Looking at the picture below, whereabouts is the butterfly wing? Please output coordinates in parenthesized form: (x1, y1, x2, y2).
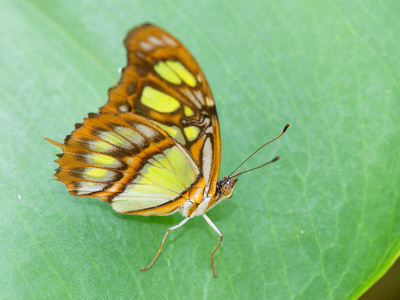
(100, 23, 221, 195)
(46, 113, 207, 216)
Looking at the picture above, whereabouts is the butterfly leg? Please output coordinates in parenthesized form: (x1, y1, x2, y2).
(203, 214, 223, 278)
(141, 216, 191, 272)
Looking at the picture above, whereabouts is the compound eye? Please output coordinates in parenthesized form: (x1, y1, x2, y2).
(221, 184, 232, 196)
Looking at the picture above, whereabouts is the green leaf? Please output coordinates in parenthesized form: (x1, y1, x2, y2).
(1, 0, 399, 299)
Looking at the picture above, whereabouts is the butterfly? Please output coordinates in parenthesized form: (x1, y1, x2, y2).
(46, 23, 289, 277)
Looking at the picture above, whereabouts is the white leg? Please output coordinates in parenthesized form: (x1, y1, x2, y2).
(203, 214, 223, 277)
(141, 217, 191, 272)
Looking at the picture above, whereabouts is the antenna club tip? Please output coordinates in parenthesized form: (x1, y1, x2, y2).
(272, 156, 280, 162)
(283, 124, 290, 132)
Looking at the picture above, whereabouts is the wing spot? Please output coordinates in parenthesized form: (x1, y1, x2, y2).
(135, 51, 146, 60)
(193, 90, 205, 104)
(83, 168, 115, 181)
(135, 123, 161, 141)
(184, 126, 200, 141)
(118, 103, 130, 112)
(74, 182, 107, 195)
(165, 61, 197, 87)
(148, 36, 164, 46)
(100, 131, 132, 150)
(154, 61, 182, 85)
(205, 96, 214, 107)
(141, 86, 180, 113)
(181, 89, 202, 109)
(202, 138, 213, 182)
(184, 106, 194, 117)
(89, 140, 115, 153)
(115, 126, 147, 148)
(161, 34, 178, 47)
(153, 121, 185, 144)
(139, 41, 154, 51)
(89, 153, 120, 168)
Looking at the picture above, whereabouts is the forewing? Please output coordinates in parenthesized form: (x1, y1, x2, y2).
(99, 23, 221, 194)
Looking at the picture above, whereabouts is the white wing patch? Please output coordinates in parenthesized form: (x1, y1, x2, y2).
(202, 137, 213, 183)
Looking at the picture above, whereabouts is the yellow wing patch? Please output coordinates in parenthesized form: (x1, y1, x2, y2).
(89, 140, 115, 152)
(141, 86, 180, 113)
(100, 131, 130, 149)
(84, 168, 114, 181)
(154, 60, 197, 88)
(90, 153, 120, 168)
(139, 156, 185, 191)
(184, 106, 194, 117)
(154, 61, 182, 85)
(152, 121, 185, 144)
(184, 126, 200, 141)
(165, 61, 196, 87)
(166, 145, 199, 186)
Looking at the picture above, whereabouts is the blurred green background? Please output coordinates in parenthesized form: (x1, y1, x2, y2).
(1, 0, 399, 299)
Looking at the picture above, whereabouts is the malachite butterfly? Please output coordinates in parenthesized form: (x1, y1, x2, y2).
(46, 23, 289, 277)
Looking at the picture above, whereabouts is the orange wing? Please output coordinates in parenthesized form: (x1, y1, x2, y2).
(99, 23, 221, 194)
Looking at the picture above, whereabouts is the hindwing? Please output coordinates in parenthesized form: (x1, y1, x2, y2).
(46, 113, 207, 216)
(99, 23, 221, 194)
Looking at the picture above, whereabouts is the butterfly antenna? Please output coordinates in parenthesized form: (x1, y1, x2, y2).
(231, 156, 280, 179)
(228, 123, 290, 178)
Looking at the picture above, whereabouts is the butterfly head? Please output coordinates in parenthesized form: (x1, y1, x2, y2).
(216, 176, 238, 200)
